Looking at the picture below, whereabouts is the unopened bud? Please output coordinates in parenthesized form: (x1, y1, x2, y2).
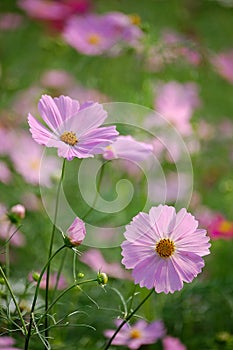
(32, 272, 40, 282)
(8, 204, 25, 224)
(77, 272, 84, 278)
(97, 272, 108, 286)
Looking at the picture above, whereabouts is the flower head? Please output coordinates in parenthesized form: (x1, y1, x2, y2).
(104, 319, 165, 349)
(28, 95, 118, 160)
(155, 81, 200, 136)
(103, 135, 153, 161)
(162, 336, 187, 350)
(65, 217, 86, 247)
(121, 205, 210, 294)
(0, 336, 22, 350)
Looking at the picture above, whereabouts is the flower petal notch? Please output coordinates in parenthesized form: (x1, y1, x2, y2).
(121, 204, 211, 294)
(28, 94, 118, 161)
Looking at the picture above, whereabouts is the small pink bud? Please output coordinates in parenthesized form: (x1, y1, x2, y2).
(10, 204, 26, 219)
(65, 217, 86, 248)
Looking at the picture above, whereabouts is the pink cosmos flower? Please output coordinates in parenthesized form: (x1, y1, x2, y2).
(65, 217, 86, 247)
(28, 95, 118, 160)
(162, 336, 187, 350)
(121, 205, 210, 294)
(201, 211, 233, 240)
(0, 336, 22, 350)
(63, 12, 143, 56)
(104, 319, 165, 349)
(155, 81, 200, 136)
(29, 271, 67, 290)
(18, 0, 91, 30)
(103, 135, 153, 161)
(211, 50, 233, 84)
(0, 203, 25, 247)
(80, 248, 132, 280)
(10, 132, 59, 186)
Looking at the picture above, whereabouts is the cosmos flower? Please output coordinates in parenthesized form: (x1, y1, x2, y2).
(103, 135, 153, 161)
(63, 12, 143, 56)
(0, 336, 22, 350)
(28, 95, 118, 160)
(10, 132, 59, 186)
(65, 217, 86, 247)
(155, 81, 200, 136)
(18, 0, 91, 31)
(121, 205, 210, 294)
(0, 203, 25, 247)
(162, 336, 187, 350)
(104, 319, 165, 349)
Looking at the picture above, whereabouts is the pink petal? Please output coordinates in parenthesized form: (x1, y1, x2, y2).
(72, 102, 108, 137)
(28, 113, 60, 147)
(170, 208, 198, 240)
(171, 252, 204, 283)
(53, 95, 80, 130)
(124, 212, 159, 243)
(154, 258, 183, 294)
(121, 241, 155, 269)
(149, 205, 176, 237)
(38, 94, 64, 133)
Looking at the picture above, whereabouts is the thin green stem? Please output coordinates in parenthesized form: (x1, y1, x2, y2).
(51, 248, 67, 302)
(103, 289, 154, 350)
(82, 161, 105, 220)
(0, 266, 27, 336)
(45, 158, 66, 344)
(40, 279, 97, 324)
(127, 285, 137, 314)
(24, 245, 66, 350)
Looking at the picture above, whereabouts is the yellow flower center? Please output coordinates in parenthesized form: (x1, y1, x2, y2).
(130, 329, 142, 339)
(30, 159, 40, 171)
(60, 131, 78, 146)
(155, 238, 175, 258)
(87, 34, 101, 45)
(129, 14, 141, 26)
(218, 220, 233, 233)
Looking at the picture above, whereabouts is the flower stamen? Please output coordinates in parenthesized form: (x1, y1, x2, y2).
(130, 329, 142, 339)
(155, 238, 175, 258)
(87, 34, 101, 45)
(60, 131, 78, 146)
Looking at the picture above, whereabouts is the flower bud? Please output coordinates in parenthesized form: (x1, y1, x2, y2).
(97, 272, 108, 286)
(8, 204, 25, 224)
(77, 272, 85, 278)
(64, 217, 86, 248)
(31, 272, 40, 282)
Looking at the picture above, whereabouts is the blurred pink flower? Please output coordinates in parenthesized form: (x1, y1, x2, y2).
(80, 248, 132, 280)
(121, 205, 210, 294)
(18, 0, 91, 30)
(10, 204, 26, 219)
(0, 336, 22, 350)
(0, 13, 23, 30)
(103, 135, 153, 161)
(40, 69, 75, 90)
(155, 81, 200, 136)
(104, 319, 165, 349)
(0, 161, 12, 184)
(162, 336, 187, 350)
(63, 12, 143, 56)
(29, 271, 67, 290)
(197, 208, 233, 240)
(211, 50, 233, 84)
(21, 192, 41, 211)
(10, 132, 59, 186)
(65, 217, 86, 247)
(28, 95, 118, 160)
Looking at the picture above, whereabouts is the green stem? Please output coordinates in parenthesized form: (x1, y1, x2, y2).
(51, 248, 67, 302)
(103, 289, 154, 350)
(0, 266, 27, 336)
(45, 158, 66, 344)
(82, 161, 105, 220)
(40, 279, 97, 325)
(24, 245, 66, 350)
